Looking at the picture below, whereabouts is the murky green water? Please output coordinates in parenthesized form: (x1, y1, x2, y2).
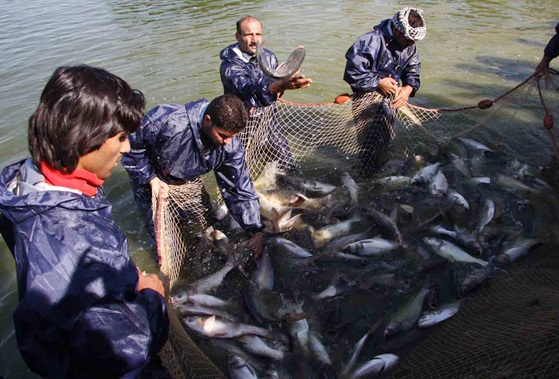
(1, 0, 558, 377)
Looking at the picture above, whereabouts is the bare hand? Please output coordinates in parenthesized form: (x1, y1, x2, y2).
(377, 77, 399, 96)
(391, 85, 413, 108)
(149, 177, 169, 200)
(535, 56, 551, 75)
(137, 269, 165, 298)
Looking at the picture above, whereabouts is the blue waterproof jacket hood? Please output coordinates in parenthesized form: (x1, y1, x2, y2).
(0, 159, 169, 378)
(220, 42, 279, 110)
(344, 18, 421, 95)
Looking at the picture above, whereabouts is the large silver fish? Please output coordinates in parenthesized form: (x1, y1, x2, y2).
(423, 237, 488, 266)
(183, 315, 273, 339)
(184, 252, 245, 294)
(237, 335, 286, 361)
(272, 237, 314, 259)
(362, 207, 403, 245)
(244, 280, 282, 324)
(384, 287, 432, 338)
(314, 273, 356, 300)
(430, 170, 448, 197)
(343, 237, 400, 256)
(311, 215, 364, 248)
(347, 353, 400, 379)
(228, 355, 259, 379)
(308, 331, 332, 365)
(493, 238, 542, 264)
(340, 171, 359, 206)
(411, 162, 441, 185)
(256, 40, 306, 80)
(277, 174, 337, 197)
(418, 301, 461, 328)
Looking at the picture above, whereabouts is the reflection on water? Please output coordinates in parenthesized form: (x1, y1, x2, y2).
(0, 0, 558, 377)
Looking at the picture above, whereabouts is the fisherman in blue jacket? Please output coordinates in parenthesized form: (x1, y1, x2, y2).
(535, 22, 559, 74)
(343, 7, 427, 172)
(122, 94, 263, 244)
(220, 16, 312, 171)
(0, 65, 169, 378)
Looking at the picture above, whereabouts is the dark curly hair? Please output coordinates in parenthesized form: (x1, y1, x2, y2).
(205, 94, 248, 134)
(28, 65, 145, 173)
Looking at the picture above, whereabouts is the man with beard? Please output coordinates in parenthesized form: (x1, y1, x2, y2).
(220, 16, 312, 172)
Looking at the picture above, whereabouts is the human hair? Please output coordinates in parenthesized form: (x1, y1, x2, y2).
(28, 65, 145, 173)
(205, 94, 248, 134)
(236, 15, 261, 34)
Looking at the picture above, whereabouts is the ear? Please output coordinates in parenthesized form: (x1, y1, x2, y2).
(235, 32, 241, 42)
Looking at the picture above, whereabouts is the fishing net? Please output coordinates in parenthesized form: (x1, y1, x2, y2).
(156, 69, 559, 378)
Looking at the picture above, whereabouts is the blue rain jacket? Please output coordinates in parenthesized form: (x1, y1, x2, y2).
(0, 159, 169, 378)
(544, 22, 559, 60)
(122, 99, 262, 233)
(220, 43, 279, 110)
(344, 19, 421, 96)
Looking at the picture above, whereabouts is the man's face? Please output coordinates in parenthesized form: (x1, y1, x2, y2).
(76, 132, 130, 179)
(202, 115, 237, 147)
(236, 18, 263, 56)
(393, 30, 415, 50)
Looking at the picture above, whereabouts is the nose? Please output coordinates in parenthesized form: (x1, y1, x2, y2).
(223, 137, 233, 145)
(121, 138, 131, 154)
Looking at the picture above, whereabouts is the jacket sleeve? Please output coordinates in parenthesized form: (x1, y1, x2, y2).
(214, 141, 263, 232)
(544, 22, 559, 60)
(220, 54, 278, 107)
(14, 253, 169, 378)
(400, 49, 421, 96)
(122, 112, 159, 186)
(343, 35, 382, 93)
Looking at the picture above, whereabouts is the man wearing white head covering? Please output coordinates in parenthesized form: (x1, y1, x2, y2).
(343, 7, 427, 172)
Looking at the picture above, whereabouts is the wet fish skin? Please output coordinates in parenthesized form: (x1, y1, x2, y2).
(273, 237, 314, 258)
(314, 273, 356, 300)
(308, 331, 332, 365)
(493, 238, 542, 264)
(186, 252, 244, 294)
(362, 207, 402, 244)
(228, 355, 259, 379)
(311, 216, 363, 248)
(447, 188, 469, 208)
(384, 287, 432, 338)
(411, 162, 441, 185)
(348, 353, 400, 379)
(183, 315, 273, 339)
(343, 237, 399, 256)
(424, 237, 488, 266)
(237, 335, 286, 361)
(244, 280, 282, 325)
(255, 245, 274, 291)
(418, 301, 461, 328)
(430, 170, 448, 197)
(340, 171, 359, 206)
(372, 175, 412, 192)
(455, 137, 493, 153)
(277, 173, 337, 197)
(476, 198, 495, 236)
(256, 40, 306, 80)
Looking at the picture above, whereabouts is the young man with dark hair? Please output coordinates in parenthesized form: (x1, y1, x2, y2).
(123, 93, 263, 243)
(0, 65, 169, 378)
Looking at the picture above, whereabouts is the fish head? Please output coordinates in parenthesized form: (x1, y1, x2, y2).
(384, 322, 403, 338)
(171, 291, 189, 304)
